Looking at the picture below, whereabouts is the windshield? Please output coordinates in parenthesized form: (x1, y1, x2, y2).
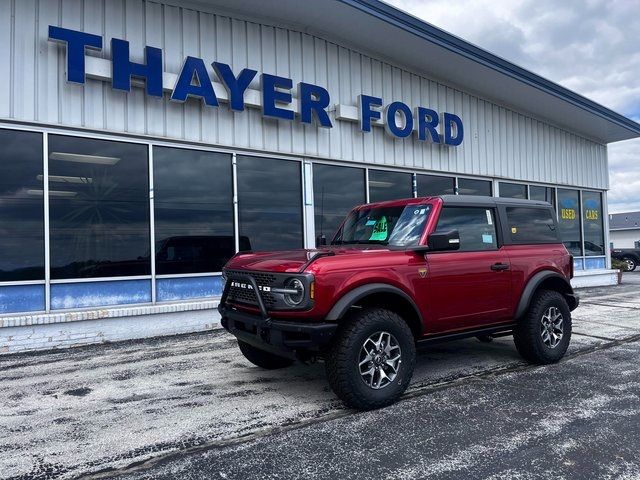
(332, 205, 432, 247)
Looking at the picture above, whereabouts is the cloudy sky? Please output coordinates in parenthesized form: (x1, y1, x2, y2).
(387, 0, 640, 213)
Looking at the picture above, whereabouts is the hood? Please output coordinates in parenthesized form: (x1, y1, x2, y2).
(225, 246, 388, 273)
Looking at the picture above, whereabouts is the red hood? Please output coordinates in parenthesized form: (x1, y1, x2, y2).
(225, 246, 387, 273)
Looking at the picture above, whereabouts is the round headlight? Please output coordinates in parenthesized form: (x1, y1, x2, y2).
(284, 278, 305, 306)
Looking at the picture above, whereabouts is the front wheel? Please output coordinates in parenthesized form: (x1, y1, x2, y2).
(513, 289, 571, 364)
(622, 256, 637, 272)
(237, 340, 294, 369)
(325, 308, 416, 410)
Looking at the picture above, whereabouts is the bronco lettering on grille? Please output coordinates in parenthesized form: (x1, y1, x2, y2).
(230, 281, 271, 292)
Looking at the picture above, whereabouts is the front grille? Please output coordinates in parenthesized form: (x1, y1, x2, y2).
(225, 270, 278, 307)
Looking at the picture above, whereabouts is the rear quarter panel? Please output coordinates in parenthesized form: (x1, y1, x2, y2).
(503, 243, 571, 317)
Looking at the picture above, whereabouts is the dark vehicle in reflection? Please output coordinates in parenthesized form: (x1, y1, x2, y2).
(51, 236, 250, 278)
(156, 235, 251, 274)
(563, 241, 604, 256)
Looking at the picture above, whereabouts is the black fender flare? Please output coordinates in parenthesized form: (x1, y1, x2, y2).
(514, 270, 575, 319)
(326, 283, 423, 331)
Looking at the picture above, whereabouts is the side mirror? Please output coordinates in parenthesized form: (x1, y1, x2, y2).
(427, 229, 460, 251)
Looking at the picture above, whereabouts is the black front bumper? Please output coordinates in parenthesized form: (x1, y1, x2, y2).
(219, 306, 338, 359)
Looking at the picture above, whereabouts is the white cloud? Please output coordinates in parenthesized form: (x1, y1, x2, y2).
(387, 0, 640, 212)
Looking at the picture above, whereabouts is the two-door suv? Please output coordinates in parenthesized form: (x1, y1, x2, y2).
(219, 195, 579, 410)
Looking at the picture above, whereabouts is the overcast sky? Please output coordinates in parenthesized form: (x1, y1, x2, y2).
(387, 0, 640, 213)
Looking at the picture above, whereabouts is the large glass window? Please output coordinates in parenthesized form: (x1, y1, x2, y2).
(237, 155, 303, 252)
(48, 135, 150, 279)
(457, 178, 492, 196)
(313, 164, 365, 245)
(582, 191, 604, 256)
(499, 182, 527, 199)
(557, 188, 582, 256)
(0, 129, 44, 281)
(368, 170, 413, 202)
(529, 185, 555, 206)
(506, 207, 559, 244)
(435, 207, 497, 251)
(153, 147, 234, 274)
(416, 174, 455, 196)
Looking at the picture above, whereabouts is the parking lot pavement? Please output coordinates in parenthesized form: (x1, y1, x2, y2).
(1, 278, 640, 480)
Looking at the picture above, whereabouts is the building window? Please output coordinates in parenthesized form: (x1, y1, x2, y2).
(313, 164, 365, 245)
(499, 182, 527, 199)
(416, 174, 455, 196)
(237, 155, 303, 252)
(0, 129, 44, 281)
(368, 170, 413, 202)
(529, 185, 555, 206)
(557, 188, 581, 256)
(457, 178, 492, 196)
(48, 135, 150, 279)
(153, 147, 234, 274)
(582, 191, 604, 256)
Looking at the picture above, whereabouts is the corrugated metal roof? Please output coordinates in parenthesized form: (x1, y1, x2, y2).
(610, 211, 640, 230)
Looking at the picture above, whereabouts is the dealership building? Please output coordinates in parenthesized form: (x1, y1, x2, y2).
(1, 0, 639, 353)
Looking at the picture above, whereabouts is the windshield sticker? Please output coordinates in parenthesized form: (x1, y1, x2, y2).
(486, 210, 493, 225)
(369, 216, 388, 241)
(482, 234, 493, 244)
(365, 219, 377, 226)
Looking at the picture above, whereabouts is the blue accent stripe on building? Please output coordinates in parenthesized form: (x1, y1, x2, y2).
(50, 280, 152, 310)
(156, 276, 224, 302)
(0, 284, 45, 314)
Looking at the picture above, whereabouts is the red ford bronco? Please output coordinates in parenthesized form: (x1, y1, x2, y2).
(219, 195, 579, 410)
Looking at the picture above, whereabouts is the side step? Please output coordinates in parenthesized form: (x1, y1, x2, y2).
(416, 324, 515, 346)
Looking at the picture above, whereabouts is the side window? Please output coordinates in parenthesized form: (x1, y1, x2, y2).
(506, 207, 558, 243)
(435, 207, 498, 251)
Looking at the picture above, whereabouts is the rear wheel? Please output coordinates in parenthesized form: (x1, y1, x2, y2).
(325, 307, 416, 410)
(513, 289, 571, 364)
(622, 256, 637, 272)
(237, 340, 294, 369)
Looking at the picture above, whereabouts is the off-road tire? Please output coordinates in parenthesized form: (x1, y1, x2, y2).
(513, 289, 571, 364)
(325, 307, 416, 411)
(622, 256, 637, 272)
(238, 340, 294, 369)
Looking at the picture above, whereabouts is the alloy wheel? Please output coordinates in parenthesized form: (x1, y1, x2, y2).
(358, 331, 402, 389)
(540, 306, 564, 349)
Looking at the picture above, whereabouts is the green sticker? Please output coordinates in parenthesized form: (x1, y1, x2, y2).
(369, 216, 388, 241)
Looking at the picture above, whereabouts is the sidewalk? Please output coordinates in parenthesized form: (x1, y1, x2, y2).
(2, 275, 640, 479)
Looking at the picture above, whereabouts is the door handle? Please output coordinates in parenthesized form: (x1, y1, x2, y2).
(491, 262, 510, 271)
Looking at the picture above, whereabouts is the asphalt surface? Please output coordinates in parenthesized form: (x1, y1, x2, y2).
(1, 272, 640, 479)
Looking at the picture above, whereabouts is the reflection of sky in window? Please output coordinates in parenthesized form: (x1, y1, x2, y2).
(237, 156, 303, 251)
(389, 206, 431, 246)
(0, 130, 44, 278)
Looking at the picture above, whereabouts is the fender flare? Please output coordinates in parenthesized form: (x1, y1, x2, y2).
(326, 283, 423, 329)
(514, 270, 575, 319)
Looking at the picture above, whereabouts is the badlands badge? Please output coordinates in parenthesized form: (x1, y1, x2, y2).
(418, 267, 428, 278)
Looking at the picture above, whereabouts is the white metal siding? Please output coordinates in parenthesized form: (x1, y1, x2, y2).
(1, 0, 608, 189)
(610, 230, 640, 249)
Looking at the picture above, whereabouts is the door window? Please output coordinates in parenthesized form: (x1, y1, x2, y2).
(435, 207, 498, 251)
